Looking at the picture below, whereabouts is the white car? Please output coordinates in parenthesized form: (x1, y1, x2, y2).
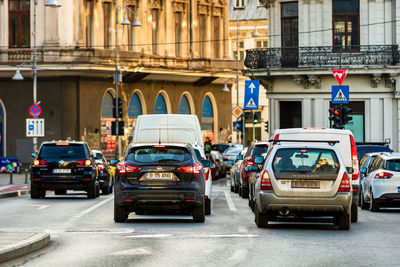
(193, 145, 213, 215)
(360, 152, 400, 211)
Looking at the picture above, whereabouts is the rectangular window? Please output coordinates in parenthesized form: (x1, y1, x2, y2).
(175, 13, 182, 57)
(213, 16, 220, 58)
(279, 101, 302, 128)
(281, 2, 298, 47)
(9, 0, 30, 48)
(235, 0, 245, 8)
(199, 15, 206, 58)
(256, 40, 267, 48)
(152, 9, 159, 55)
(233, 41, 244, 60)
(103, 2, 112, 49)
(86, 0, 94, 48)
(333, 0, 359, 49)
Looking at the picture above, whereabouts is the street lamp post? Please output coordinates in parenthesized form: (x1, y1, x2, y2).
(114, 3, 141, 158)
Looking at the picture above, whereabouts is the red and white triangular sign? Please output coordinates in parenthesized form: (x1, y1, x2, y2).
(332, 69, 348, 85)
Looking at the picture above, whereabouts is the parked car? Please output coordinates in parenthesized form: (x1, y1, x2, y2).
(251, 141, 352, 230)
(360, 153, 400, 211)
(31, 141, 100, 199)
(212, 150, 228, 178)
(271, 128, 360, 223)
(230, 148, 247, 193)
(113, 143, 206, 223)
(240, 142, 269, 198)
(222, 148, 243, 171)
(356, 142, 392, 160)
(92, 149, 113, 195)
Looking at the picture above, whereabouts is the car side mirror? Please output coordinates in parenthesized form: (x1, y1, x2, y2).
(346, 167, 354, 174)
(360, 167, 366, 174)
(210, 162, 216, 168)
(254, 156, 264, 164)
(31, 152, 38, 159)
(237, 155, 243, 160)
(249, 165, 260, 172)
(109, 159, 119, 166)
(95, 153, 102, 160)
(201, 160, 211, 167)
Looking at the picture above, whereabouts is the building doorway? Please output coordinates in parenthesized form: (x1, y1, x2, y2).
(279, 101, 302, 129)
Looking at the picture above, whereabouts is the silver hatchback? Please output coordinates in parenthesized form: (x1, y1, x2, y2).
(253, 143, 352, 230)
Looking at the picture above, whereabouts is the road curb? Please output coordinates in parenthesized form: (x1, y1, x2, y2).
(0, 232, 50, 263)
(0, 190, 30, 199)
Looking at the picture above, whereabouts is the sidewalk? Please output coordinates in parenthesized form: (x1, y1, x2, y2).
(0, 174, 50, 264)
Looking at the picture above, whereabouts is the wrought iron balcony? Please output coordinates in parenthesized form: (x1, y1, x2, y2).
(244, 45, 400, 69)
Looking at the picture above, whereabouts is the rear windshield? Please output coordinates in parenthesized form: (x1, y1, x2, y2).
(272, 148, 339, 174)
(251, 145, 269, 157)
(224, 148, 242, 155)
(211, 144, 229, 153)
(39, 144, 86, 159)
(357, 146, 392, 159)
(386, 160, 400, 171)
(127, 146, 192, 164)
(193, 149, 202, 162)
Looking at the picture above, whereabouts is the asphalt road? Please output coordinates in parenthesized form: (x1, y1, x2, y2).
(1, 177, 400, 267)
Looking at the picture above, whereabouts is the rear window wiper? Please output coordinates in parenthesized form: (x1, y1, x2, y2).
(158, 159, 181, 163)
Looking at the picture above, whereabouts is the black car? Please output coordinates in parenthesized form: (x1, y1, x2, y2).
(356, 142, 392, 159)
(93, 149, 113, 195)
(31, 141, 100, 199)
(114, 143, 206, 223)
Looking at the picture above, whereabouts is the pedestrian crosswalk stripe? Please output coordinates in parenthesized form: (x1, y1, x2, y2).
(334, 89, 347, 101)
(245, 98, 257, 108)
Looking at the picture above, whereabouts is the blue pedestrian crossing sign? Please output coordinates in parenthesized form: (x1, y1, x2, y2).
(332, 85, 349, 104)
(244, 80, 259, 110)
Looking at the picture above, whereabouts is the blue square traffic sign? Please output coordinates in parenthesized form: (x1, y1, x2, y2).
(332, 85, 349, 104)
(244, 80, 259, 110)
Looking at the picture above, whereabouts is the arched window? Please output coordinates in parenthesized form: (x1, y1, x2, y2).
(201, 96, 214, 142)
(100, 91, 116, 157)
(128, 93, 142, 117)
(101, 91, 114, 117)
(154, 94, 167, 114)
(178, 95, 191, 114)
(202, 96, 213, 118)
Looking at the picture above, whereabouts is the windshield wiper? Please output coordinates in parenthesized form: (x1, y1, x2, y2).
(158, 159, 180, 163)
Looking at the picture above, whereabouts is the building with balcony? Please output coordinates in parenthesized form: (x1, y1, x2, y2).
(229, 0, 268, 144)
(0, 0, 237, 161)
(244, 0, 400, 150)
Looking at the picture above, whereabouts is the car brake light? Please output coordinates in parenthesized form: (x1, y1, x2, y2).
(85, 159, 91, 166)
(153, 145, 166, 148)
(350, 135, 359, 180)
(178, 164, 202, 174)
(33, 160, 39, 166)
(375, 172, 393, 179)
(260, 170, 273, 191)
(117, 163, 141, 174)
(223, 156, 227, 160)
(98, 164, 105, 171)
(274, 134, 279, 140)
(204, 167, 210, 180)
(338, 172, 351, 192)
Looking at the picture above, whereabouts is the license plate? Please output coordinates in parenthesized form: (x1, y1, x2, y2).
(146, 172, 173, 179)
(291, 180, 320, 188)
(53, 169, 71, 174)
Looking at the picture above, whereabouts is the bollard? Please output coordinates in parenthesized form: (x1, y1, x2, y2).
(25, 169, 28, 184)
(9, 172, 13, 184)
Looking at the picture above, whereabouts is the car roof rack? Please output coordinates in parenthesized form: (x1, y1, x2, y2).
(268, 139, 340, 146)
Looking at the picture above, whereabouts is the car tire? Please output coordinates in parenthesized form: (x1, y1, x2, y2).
(55, 190, 66, 195)
(205, 198, 211, 215)
(230, 184, 234, 192)
(369, 192, 380, 212)
(338, 211, 351, 230)
(31, 184, 42, 199)
(234, 184, 239, 193)
(192, 204, 205, 223)
(254, 203, 269, 228)
(358, 190, 362, 207)
(101, 180, 110, 195)
(360, 190, 369, 210)
(114, 204, 128, 223)
(351, 203, 358, 223)
(238, 185, 242, 197)
(96, 183, 100, 197)
(87, 183, 97, 199)
(241, 187, 249, 199)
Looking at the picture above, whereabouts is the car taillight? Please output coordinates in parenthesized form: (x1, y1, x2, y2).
(33, 160, 39, 166)
(350, 135, 359, 180)
(375, 172, 393, 179)
(33, 160, 46, 166)
(78, 159, 92, 166)
(117, 163, 141, 174)
(260, 170, 273, 191)
(274, 134, 279, 140)
(223, 156, 227, 160)
(338, 172, 351, 192)
(98, 164, 105, 171)
(178, 164, 202, 174)
(246, 157, 255, 167)
(204, 167, 210, 180)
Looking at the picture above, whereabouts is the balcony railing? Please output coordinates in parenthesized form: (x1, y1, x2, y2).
(244, 45, 400, 69)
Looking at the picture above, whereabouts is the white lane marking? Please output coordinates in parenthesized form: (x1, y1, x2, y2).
(237, 226, 248, 233)
(29, 204, 50, 210)
(67, 196, 114, 222)
(209, 234, 258, 238)
(45, 229, 134, 234)
(112, 247, 153, 256)
(0, 185, 13, 190)
(228, 249, 248, 261)
(224, 191, 237, 211)
(126, 234, 173, 238)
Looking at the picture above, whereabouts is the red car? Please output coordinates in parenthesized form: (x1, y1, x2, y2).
(240, 142, 269, 198)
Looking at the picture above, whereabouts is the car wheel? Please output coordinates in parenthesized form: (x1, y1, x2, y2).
(101, 180, 110, 195)
(254, 203, 269, 228)
(369, 192, 380, 212)
(234, 184, 239, 193)
(338, 211, 351, 230)
(87, 183, 97, 199)
(205, 198, 211, 215)
(114, 204, 128, 223)
(230, 184, 234, 192)
(192, 204, 205, 223)
(54, 190, 66, 195)
(358, 190, 361, 207)
(360, 190, 369, 210)
(31, 184, 42, 199)
(238, 185, 242, 196)
(96, 183, 100, 197)
(241, 187, 249, 199)
(351, 203, 358, 223)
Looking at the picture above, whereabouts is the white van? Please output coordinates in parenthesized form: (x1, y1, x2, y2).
(132, 114, 212, 214)
(271, 128, 360, 223)
(132, 114, 203, 148)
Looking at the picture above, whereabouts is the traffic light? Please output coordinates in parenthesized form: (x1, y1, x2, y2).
(342, 106, 352, 125)
(113, 98, 123, 118)
(253, 113, 259, 124)
(329, 107, 343, 129)
(264, 121, 269, 132)
(111, 120, 124, 135)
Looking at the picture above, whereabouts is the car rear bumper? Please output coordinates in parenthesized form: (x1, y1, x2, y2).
(256, 191, 352, 215)
(374, 193, 400, 206)
(31, 177, 96, 190)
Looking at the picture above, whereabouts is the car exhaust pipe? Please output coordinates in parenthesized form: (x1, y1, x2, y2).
(279, 209, 290, 216)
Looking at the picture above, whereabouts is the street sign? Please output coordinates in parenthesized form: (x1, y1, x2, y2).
(29, 104, 42, 117)
(332, 85, 349, 104)
(332, 70, 348, 85)
(232, 106, 243, 118)
(26, 118, 45, 137)
(244, 80, 259, 110)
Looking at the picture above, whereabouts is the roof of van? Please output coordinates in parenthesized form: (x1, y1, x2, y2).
(273, 128, 353, 135)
